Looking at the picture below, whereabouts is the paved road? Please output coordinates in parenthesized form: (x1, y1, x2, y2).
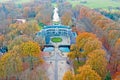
(44, 44, 71, 80)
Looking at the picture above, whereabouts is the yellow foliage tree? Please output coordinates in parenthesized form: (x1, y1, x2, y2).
(20, 41, 43, 70)
(23, 21, 40, 37)
(83, 38, 102, 57)
(86, 49, 107, 79)
(0, 52, 23, 79)
(76, 32, 102, 57)
(8, 35, 32, 50)
(63, 70, 74, 80)
(67, 44, 81, 63)
(75, 65, 101, 80)
(76, 32, 97, 48)
(68, 32, 102, 62)
(20, 41, 41, 57)
(9, 22, 40, 37)
(0, 59, 5, 79)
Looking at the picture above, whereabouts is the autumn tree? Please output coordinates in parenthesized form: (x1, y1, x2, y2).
(61, 10, 72, 25)
(34, 36, 45, 49)
(0, 34, 4, 47)
(0, 52, 23, 79)
(5, 29, 18, 45)
(58, 2, 72, 17)
(112, 72, 120, 80)
(114, 38, 120, 67)
(8, 35, 32, 50)
(110, 38, 120, 73)
(108, 30, 120, 48)
(23, 21, 40, 37)
(75, 65, 101, 80)
(23, 7, 30, 18)
(68, 44, 81, 63)
(68, 32, 97, 59)
(0, 58, 5, 79)
(86, 49, 107, 79)
(68, 32, 102, 63)
(35, 3, 53, 24)
(76, 32, 102, 56)
(9, 21, 40, 37)
(76, 32, 96, 48)
(82, 38, 102, 57)
(20, 41, 43, 70)
(63, 70, 74, 80)
(6, 21, 40, 45)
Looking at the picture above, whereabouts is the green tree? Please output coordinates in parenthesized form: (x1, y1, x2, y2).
(105, 71, 112, 80)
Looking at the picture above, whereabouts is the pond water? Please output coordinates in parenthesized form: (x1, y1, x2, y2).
(59, 47, 70, 52)
(43, 47, 54, 52)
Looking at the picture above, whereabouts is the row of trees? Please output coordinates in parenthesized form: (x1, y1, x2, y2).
(98, 9, 120, 22)
(58, 2, 73, 25)
(56, 2, 120, 79)
(78, 6, 120, 78)
(63, 32, 108, 80)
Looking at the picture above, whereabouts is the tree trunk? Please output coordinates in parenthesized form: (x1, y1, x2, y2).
(77, 57, 80, 63)
(30, 56, 34, 70)
(16, 74, 19, 80)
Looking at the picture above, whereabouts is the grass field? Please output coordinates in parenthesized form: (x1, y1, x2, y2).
(0, 0, 8, 3)
(67, 0, 120, 9)
(0, 0, 120, 9)
(0, 0, 32, 4)
(15, 0, 32, 4)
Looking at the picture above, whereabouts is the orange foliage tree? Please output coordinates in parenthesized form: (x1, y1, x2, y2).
(113, 38, 120, 72)
(61, 11, 72, 26)
(112, 71, 120, 80)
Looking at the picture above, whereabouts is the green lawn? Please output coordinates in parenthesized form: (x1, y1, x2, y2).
(1, 0, 120, 9)
(67, 0, 120, 9)
(51, 37, 62, 43)
(15, 0, 31, 4)
(0, 0, 8, 3)
(0, 0, 32, 4)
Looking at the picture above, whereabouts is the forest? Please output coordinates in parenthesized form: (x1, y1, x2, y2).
(0, 0, 120, 80)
